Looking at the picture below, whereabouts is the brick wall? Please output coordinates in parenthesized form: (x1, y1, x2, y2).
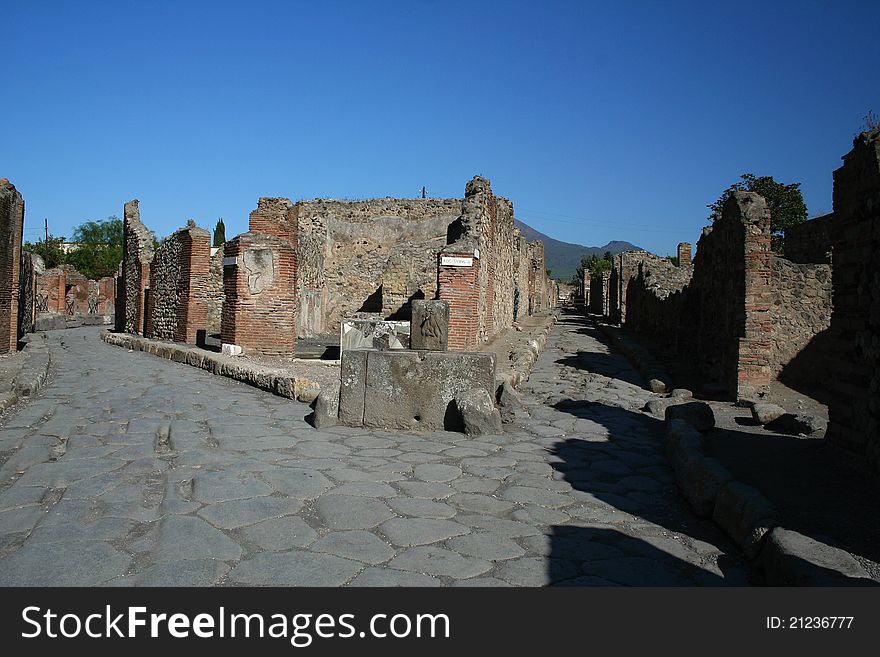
(0, 179, 24, 353)
(677, 242, 692, 266)
(437, 246, 481, 350)
(120, 199, 155, 334)
(147, 222, 210, 344)
(221, 198, 298, 356)
(825, 127, 880, 470)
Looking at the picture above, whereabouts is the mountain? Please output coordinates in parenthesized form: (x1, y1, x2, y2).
(514, 220, 642, 281)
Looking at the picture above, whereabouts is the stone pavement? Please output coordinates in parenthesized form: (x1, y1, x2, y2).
(0, 318, 750, 586)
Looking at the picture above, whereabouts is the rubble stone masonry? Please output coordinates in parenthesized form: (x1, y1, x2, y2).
(120, 200, 155, 334)
(146, 221, 210, 343)
(826, 127, 880, 470)
(0, 179, 24, 353)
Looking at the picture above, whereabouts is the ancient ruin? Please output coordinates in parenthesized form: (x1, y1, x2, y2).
(0, 179, 24, 353)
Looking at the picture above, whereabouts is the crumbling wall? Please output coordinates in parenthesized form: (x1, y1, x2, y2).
(18, 251, 37, 338)
(825, 127, 880, 470)
(439, 177, 551, 350)
(146, 221, 210, 343)
(615, 193, 772, 398)
(0, 179, 24, 353)
(784, 213, 833, 264)
(589, 271, 610, 316)
(295, 198, 459, 336)
(221, 198, 298, 356)
(207, 245, 224, 335)
(35, 264, 114, 317)
(120, 199, 155, 334)
(769, 256, 832, 378)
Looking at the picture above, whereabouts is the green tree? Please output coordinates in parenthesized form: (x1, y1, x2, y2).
(708, 173, 808, 254)
(213, 218, 226, 247)
(575, 252, 614, 284)
(65, 216, 123, 279)
(23, 235, 66, 268)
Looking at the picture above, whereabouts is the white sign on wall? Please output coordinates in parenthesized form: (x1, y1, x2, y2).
(441, 256, 473, 267)
(222, 256, 237, 267)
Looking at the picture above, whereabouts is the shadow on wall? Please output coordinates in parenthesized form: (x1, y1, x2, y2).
(777, 327, 835, 405)
(357, 286, 383, 313)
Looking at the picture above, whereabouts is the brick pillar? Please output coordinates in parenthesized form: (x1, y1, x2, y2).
(176, 227, 211, 343)
(221, 232, 297, 356)
(0, 179, 24, 353)
(437, 248, 480, 351)
(732, 192, 773, 399)
(677, 242, 692, 266)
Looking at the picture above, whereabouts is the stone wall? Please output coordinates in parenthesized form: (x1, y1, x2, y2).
(0, 179, 24, 353)
(120, 199, 155, 334)
(221, 198, 298, 356)
(207, 245, 224, 335)
(611, 193, 772, 398)
(146, 221, 211, 344)
(769, 256, 832, 379)
(825, 127, 880, 470)
(439, 176, 552, 350)
(295, 198, 459, 336)
(784, 213, 833, 264)
(18, 251, 38, 338)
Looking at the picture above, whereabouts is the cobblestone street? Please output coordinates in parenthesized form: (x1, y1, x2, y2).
(0, 314, 749, 586)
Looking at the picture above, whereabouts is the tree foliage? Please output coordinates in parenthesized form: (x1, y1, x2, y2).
(213, 218, 226, 247)
(65, 216, 123, 279)
(575, 251, 614, 284)
(23, 235, 65, 268)
(708, 173, 807, 254)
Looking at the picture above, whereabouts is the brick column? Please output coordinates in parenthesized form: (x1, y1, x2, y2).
(677, 242, 692, 266)
(438, 248, 480, 351)
(176, 227, 211, 343)
(221, 232, 297, 356)
(0, 179, 24, 353)
(734, 193, 773, 399)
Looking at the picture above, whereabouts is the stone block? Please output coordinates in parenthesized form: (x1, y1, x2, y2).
(665, 401, 715, 432)
(308, 387, 340, 429)
(338, 349, 368, 426)
(356, 349, 496, 431)
(455, 388, 502, 436)
(672, 446, 733, 518)
(410, 299, 449, 351)
(751, 402, 786, 425)
(760, 527, 876, 586)
(713, 481, 778, 559)
(221, 343, 242, 357)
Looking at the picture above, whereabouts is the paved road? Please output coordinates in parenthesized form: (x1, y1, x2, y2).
(0, 315, 750, 586)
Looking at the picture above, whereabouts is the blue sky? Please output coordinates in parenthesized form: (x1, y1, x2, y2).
(4, 0, 879, 256)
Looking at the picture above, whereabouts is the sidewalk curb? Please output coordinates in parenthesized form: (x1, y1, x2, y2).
(665, 415, 876, 585)
(102, 332, 320, 403)
(1, 334, 53, 413)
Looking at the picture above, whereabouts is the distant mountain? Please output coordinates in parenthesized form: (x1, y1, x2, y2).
(515, 220, 642, 281)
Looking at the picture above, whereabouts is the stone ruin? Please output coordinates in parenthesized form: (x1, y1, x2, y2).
(327, 298, 503, 434)
(0, 179, 24, 354)
(585, 127, 880, 473)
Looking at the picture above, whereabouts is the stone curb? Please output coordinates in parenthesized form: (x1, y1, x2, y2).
(0, 334, 53, 413)
(665, 415, 873, 584)
(493, 310, 559, 391)
(592, 319, 673, 393)
(34, 314, 114, 331)
(101, 332, 320, 403)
